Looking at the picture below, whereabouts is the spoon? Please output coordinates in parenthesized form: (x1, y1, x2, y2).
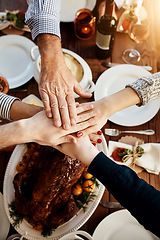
(104, 129, 155, 136)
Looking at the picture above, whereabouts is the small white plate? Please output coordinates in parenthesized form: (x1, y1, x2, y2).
(3, 134, 106, 240)
(0, 35, 36, 89)
(22, 94, 43, 107)
(60, 0, 96, 22)
(0, 193, 10, 240)
(94, 64, 160, 126)
(92, 209, 159, 240)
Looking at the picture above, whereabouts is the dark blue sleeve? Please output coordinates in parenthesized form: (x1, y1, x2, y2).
(88, 152, 160, 238)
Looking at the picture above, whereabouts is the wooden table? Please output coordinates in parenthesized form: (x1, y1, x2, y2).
(0, 0, 160, 238)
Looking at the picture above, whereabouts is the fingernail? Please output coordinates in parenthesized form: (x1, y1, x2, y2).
(88, 103, 94, 109)
(97, 130, 102, 135)
(71, 119, 76, 125)
(97, 138, 102, 143)
(48, 112, 52, 118)
(92, 142, 96, 146)
(64, 124, 70, 130)
(77, 131, 83, 138)
(54, 121, 61, 127)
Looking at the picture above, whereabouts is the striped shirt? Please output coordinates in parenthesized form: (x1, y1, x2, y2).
(25, 0, 61, 40)
(0, 93, 19, 120)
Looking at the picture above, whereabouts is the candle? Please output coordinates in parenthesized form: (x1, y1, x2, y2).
(81, 27, 91, 34)
(74, 9, 95, 40)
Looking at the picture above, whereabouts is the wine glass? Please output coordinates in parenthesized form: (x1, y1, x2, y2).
(122, 17, 149, 64)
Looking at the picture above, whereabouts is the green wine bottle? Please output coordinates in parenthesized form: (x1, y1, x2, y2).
(96, 0, 117, 59)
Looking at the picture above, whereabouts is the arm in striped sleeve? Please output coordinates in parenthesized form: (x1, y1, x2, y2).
(0, 92, 20, 120)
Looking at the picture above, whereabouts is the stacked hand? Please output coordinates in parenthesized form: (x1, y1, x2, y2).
(37, 34, 92, 130)
(26, 103, 98, 146)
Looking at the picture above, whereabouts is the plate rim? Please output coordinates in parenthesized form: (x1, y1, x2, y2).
(94, 64, 160, 126)
(0, 34, 36, 89)
(92, 209, 158, 240)
(3, 134, 106, 240)
(60, 0, 96, 22)
(0, 193, 10, 240)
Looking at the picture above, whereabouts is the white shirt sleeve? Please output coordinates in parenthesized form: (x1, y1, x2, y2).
(25, 0, 62, 40)
(0, 92, 20, 120)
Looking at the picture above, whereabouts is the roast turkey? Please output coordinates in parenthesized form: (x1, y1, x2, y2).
(13, 146, 85, 229)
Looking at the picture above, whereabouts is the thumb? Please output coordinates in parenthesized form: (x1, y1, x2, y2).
(58, 135, 77, 145)
(74, 81, 92, 98)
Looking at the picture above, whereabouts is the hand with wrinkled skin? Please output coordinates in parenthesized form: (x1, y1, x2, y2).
(36, 34, 92, 130)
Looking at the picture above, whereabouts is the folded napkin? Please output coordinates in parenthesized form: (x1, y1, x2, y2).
(108, 141, 160, 175)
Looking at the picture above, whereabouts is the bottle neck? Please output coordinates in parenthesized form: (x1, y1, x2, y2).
(105, 1, 114, 16)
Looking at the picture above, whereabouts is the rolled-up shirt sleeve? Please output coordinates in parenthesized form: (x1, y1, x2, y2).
(0, 93, 20, 120)
(126, 72, 160, 106)
(25, 0, 61, 40)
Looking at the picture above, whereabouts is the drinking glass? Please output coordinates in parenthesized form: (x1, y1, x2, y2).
(122, 17, 149, 64)
(74, 9, 96, 40)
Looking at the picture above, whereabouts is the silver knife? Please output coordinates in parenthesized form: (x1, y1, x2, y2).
(102, 62, 152, 71)
(100, 200, 124, 208)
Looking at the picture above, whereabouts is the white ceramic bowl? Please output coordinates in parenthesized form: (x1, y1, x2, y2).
(31, 46, 95, 98)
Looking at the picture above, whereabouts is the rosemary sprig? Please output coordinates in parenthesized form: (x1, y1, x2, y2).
(91, 177, 99, 188)
(74, 191, 97, 212)
(8, 200, 24, 227)
(41, 226, 55, 237)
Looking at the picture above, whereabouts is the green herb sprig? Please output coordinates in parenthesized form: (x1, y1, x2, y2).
(0, 11, 25, 29)
(41, 226, 55, 237)
(73, 191, 97, 212)
(8, 200, 24, 227)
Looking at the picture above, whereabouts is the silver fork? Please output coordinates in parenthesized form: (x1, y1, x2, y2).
(105, 128, 155, 136)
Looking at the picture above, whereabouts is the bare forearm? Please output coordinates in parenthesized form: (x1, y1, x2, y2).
(10, 100, 42, 121)
(36, 34, 63, 62)
(0, 120, 30, 149)
(103, 87, 141, 117)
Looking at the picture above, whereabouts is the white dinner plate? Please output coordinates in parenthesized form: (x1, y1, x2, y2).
(3, 134, 106, 240)
(94, 64, 160, 126)
(92, 209, 159, 240)
(60, 0, 96, 22)
(0, 193, 10, 240)
(0, 35, 36, 89)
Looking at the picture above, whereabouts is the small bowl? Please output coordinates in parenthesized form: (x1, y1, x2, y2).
(31, 46, 95, 98)
(6, 234, 27, 240)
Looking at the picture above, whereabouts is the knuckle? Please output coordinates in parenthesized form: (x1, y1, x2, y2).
(59, 103, 67, 110)
(89, 116, 97, 124)
(68, 102, 76, 108)
(39, 87, 48, 94)
(43, 99, 49, 104)
(51, 102, 58, 108)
